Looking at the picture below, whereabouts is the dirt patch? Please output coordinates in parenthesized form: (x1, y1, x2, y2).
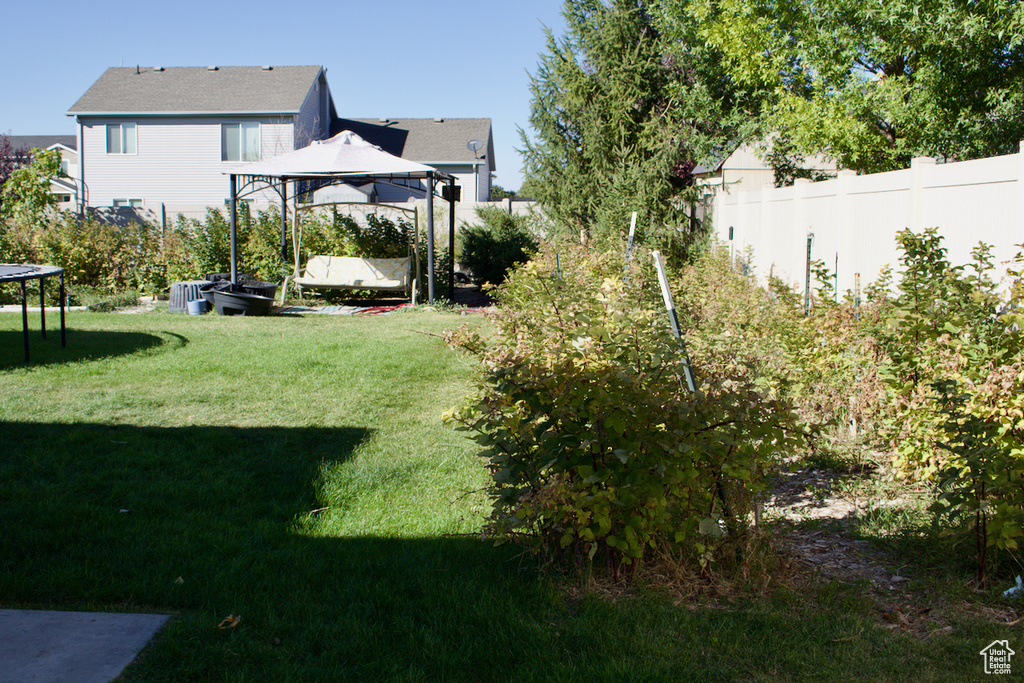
(763, 461, 1024, 636)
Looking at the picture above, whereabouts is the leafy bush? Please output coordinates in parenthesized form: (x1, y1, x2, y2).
(782, 228, 1024, 583)
(445, 246, 799, 576)
(300, 208, 412, 261)
(1, 211, 165, 304)
(458, 206, 538, 285)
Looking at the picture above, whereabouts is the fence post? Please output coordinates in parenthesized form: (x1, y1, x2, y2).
(835, 169, 856, 295)
(910, 156, 936, 234)
(1018, 141, 1024, 242)
(794, 178, 811, 297)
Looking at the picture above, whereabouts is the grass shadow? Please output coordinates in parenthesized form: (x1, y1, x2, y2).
(0, 419, 1010, 681)
(0, 329, 178, 369)
(0, 420, 370, 609)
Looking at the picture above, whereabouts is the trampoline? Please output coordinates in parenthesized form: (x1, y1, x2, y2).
(0, 264, 66, 363)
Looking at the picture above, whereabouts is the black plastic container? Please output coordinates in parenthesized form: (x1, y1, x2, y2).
(205, 272, 255, 283)
(199, 280, 232, 307)
(212, 288, 275, 316)
(241, 281, 279, 299)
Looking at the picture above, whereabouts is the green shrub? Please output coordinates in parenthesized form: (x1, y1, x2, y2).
(458, 206, 538, 285)
(445, 247, 799, 576)
(1, 211, 165, 302)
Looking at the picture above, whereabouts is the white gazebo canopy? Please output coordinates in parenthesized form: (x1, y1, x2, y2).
(235, 130, 438, 178)
(226, 130, 457, 302)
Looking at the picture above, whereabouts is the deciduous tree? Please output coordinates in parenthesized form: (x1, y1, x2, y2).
(678, 0, 1024, 173)
(0, 147, 62, 224)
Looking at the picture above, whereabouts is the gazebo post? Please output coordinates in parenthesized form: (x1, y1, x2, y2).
(280, 177, 289, 262)
(426, 172, 435, 304)
(229, 174, 238, 284)
(448, 178, 456, 302)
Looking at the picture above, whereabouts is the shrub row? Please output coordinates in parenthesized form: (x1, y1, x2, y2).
(0, 206, 422, 304)
(448, 228, 1024, 584)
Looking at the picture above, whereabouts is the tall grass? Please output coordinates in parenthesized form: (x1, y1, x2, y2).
(0, 310, 1011, 681)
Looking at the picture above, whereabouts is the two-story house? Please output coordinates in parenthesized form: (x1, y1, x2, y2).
(66, 66, 334, 213)
(66, 66, 496, 215)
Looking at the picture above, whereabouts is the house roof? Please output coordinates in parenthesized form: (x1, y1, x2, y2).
(5, 136, 77, 152)
(67, 66, 327, 116)
(332, 118, 494, 170)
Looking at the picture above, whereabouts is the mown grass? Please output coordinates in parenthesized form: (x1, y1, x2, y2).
(0, 309, 1015, 681)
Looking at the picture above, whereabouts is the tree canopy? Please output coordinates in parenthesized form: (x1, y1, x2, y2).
(673, 0, 1024, 173)
(0, 148, 62, 224)
(519, 0, 755, 255)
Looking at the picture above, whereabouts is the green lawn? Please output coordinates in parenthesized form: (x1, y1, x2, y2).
(0, 309, 1011, 681)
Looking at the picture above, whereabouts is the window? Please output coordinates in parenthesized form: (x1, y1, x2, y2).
(113, 199, 143, 207)
(222, 122, 260, 162)
(106, 123, 137, 154)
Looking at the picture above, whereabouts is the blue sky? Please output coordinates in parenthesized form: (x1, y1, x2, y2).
(1, 0, 567, 191)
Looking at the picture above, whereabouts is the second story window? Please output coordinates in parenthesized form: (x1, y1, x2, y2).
(106, 123, 136, 154)
(222, 122, 260, 162)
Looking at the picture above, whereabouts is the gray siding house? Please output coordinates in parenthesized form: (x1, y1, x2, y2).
(333, 118, 495, 202)
(66, 66, 496, 212)
(67, 66, 334, 211)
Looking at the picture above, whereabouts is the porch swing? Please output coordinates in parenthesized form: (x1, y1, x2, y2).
(289, 202, 421, 304)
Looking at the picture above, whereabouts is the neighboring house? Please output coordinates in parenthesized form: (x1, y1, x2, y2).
(695, 138, 836, 194)
(66, 66, 497, 216)
(3, 135, 79, 211)
(332, 118, 495, 202)
(66, 66, 335, 212)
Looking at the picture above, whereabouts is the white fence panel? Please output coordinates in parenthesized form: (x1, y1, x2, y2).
(714, 142, 1024, 295)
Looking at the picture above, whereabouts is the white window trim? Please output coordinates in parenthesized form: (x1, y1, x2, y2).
(222, 122, 261, 162)
(106, 123, 137, 155)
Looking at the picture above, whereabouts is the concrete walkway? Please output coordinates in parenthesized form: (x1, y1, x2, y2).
(0, 610, 169, 683)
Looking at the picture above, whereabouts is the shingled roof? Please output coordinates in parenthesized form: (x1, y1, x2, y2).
(332, 118, 493, 167)
(67, 66, 327, 116)
(5, 136, 77, 151)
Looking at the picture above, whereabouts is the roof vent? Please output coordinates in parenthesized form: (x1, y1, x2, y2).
(262, 65, 273, 70)
(207, 66, 219, 71)
(433, 117, 444, 123)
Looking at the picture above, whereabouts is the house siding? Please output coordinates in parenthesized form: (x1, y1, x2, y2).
(294, 72, 330, 148)
(81, 117, 295, 206)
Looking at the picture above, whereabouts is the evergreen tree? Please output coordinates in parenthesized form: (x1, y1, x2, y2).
(520, 0, 752, 256)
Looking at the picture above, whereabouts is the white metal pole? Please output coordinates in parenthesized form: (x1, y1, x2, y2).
(623, 211, 637, 279)
(651, 251, 697, 394)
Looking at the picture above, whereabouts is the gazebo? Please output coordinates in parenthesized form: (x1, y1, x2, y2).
(226, 131, 458, 302)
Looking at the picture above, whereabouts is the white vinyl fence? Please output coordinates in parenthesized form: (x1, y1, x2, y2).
(713, 142, 1024, 296)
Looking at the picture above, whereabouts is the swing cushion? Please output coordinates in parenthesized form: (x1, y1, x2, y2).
(295, 255, 411, 292)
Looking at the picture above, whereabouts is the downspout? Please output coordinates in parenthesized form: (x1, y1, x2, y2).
(77, 120, 85, 216)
